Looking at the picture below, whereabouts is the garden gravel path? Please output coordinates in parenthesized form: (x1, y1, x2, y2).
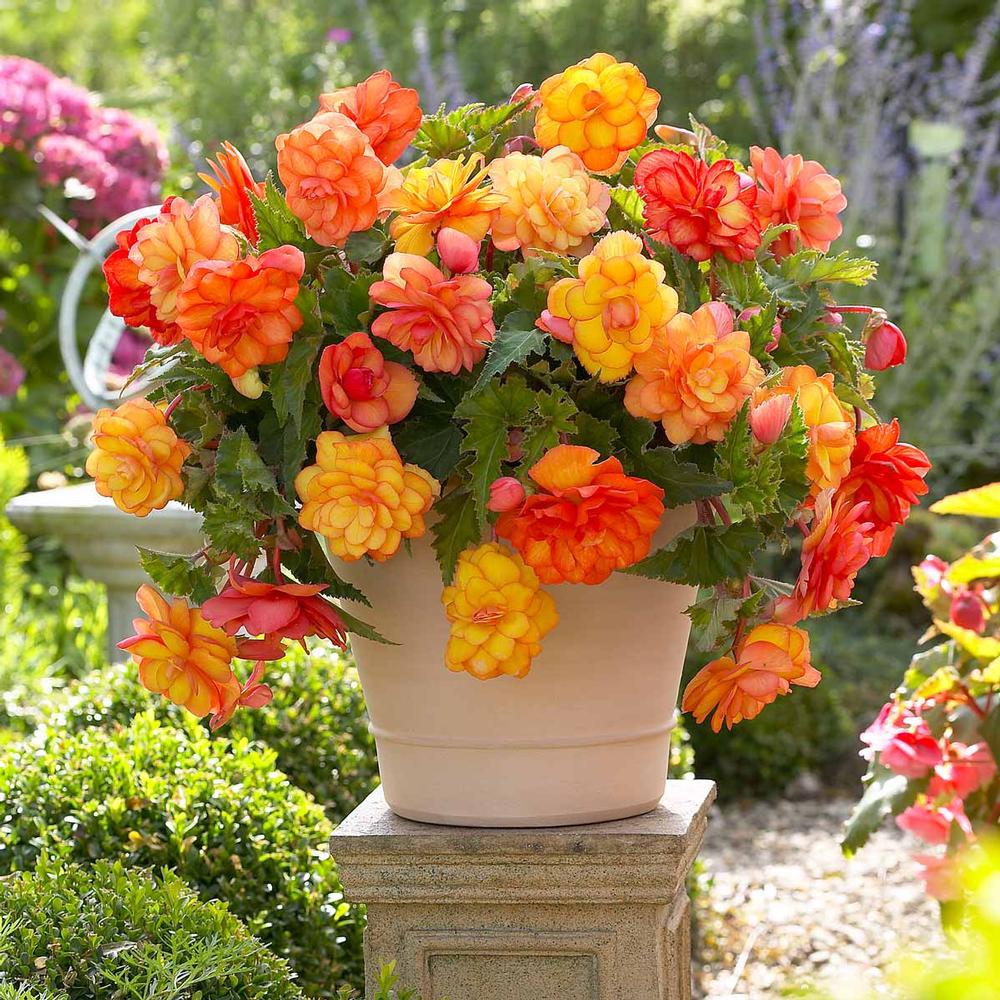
(693, 795, 944, 998)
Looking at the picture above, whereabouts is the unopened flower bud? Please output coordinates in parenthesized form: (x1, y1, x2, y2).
(510, 82, 538, 105)
(950, 588, 986, 634)
(919, 554, 949, 590)
(436, 227, 480, 275)
(232, 368, 264, 399)
(865, 320, 907, 370)
(487, 476, 526, 513)
(750, 394, 793, 445)
(537, 309, 574, 344)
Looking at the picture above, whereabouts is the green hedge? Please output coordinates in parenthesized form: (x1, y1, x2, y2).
(0, 712, 363, 996)
(0, 857, 302, 999)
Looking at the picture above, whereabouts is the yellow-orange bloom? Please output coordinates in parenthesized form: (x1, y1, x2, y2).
(624, 301, 764, 445)
(199, 141, 265, 244)
(294, 427, 439, 562)
(119, 585, 240, 725)
(176, 245, 305, 379)
(386, 154, 506, 256)
(85, 398, 190, 517)
(533, 52, 660, 174)
(682, 622, 818, 732)
(276, 111, 399, 247)
(487, 145, 610, 256)
(538, 231, 678, 382)
(754, 365, 855, 493)
(442, 542, 559, 680)
(130, 195, 240, 327)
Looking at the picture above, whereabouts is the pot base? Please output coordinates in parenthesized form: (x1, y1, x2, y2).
(383, 797, 665, 828)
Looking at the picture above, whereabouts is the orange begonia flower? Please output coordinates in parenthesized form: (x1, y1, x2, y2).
(319, 69, 422, 165)
(318, 331, 418, 432)
(199, 141, 265, 245)
(295, 427, 439, 562)
(775, 489, 874, 624)
(682, 622, 818, 732)
(175, 245, 305, 379)
(538, 231, 678, 382)
(754, 365, 855, 494)
(634, 149, 761, 263)
(85, 397, 190, 517)
(369, 252, 495, 374)
(386, 154, 506, 256)
(442, 542, 559, 680)
(496, 443, 664, 585)
(129, 195, 241, 327)
(119, 585, 240, 727)
(750, 146, 847, 259)
(533, 52, 660, 174)
(624, 301, 764, 445)
(835, 420, 930, 557)
(487, 145, 610, 256)
(276, 111, 399, 247)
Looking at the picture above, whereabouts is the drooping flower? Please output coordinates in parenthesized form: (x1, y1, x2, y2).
(682, 622, 818, 732)
(775, 489, 874, 624)
(175, 245, 305, 379)
(864, 319, 907, 370)
(933, 742, 997, 799)
(749, 146, 847, 258)
(913, 853, 962, 902)
(119, 585, 240, 726)
(276, 110, 399, 247)
(835, 420, 931, 556)
(199, 141, 265, 244)
(369, 253, 495, 373)
(386, 154, 506, 256)
(442, 542, 559, 680)
(487, 146, 610, 256)
(85, 397, 190, 517)
(634, 149, 761, 263)
(318, 70, 422, 165)
(754, 365, 855, 494)
(624, 301, 764, 445)
(487, 476, 526, 513)
(318, 331, 418, 432)
(294, 427, 439, 562)
(896, 799, 973, 845)
(496, 444, 664, 585)
(537, 231, 678, 382)
(533, 52, 660, 174)
(860, 703, 943, 778)
(129, 195, 241, 327)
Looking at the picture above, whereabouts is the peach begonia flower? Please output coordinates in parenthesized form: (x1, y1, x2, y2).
(386, 154, 506, 256)
(754, 365, 855, 494)
(369, 252, 495, 374)
(533, 52, 660, 174)
(624, 301, 764, 445)
(682, 622, 818, 732)
(85, 397, 190, 517)
(496, 443, 664, 586)
(175, 245, 305, 379)
(319, 69, 422, 165)
(276, 110, 399, 247)
(634, 149, 761, 263)
(442, 542, 559, 680)
(103, 211, 182, 347)
(199, 141, 265, 244)
(775, 489, 874, 624)
(487, 145, 610, 256)
(294, 427, 439, 562)
(537, 231, 678, 382)
(119, 585, 240, 727)
(750, 146, 847, 259)
(129, 194, 241, 327)
(318, 331, 418, 432)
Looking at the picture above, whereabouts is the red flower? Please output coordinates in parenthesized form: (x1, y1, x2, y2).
(199, 141, 265, 244)
(950, 587, 987, 633)
(835, 420, 930, 557)
(633, 148, 761, 263)
(864, 319, 907, 370)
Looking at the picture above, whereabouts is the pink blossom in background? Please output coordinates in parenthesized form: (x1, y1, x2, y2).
(326, 27, 353, 44)
(0, 345, 26, 398)
(110, 327, 151, 377)
(0, 56, 55, 147)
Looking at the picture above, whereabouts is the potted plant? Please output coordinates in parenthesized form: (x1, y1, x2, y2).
(87, 54, 929, 825)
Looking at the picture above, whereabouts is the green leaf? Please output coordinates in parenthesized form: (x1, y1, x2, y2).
(269, 288, 325, 433)
(344, 228, 389, 265)
(841, 765, 923, 857)
(772, 401, 811, 516)
(412, 99, 531, 159)
(320, 266, 379, 335)
(518, 389, 578, 470)
(607, 186, 645, 231)
(392, 419, 463, 482)
(778, 249, 878, 287)
(430, 489, 481, 585)
(713, 404, 781, 517)
(633, 447, 730, 508)
(686, 592, 743, 654)
(214, 426, 290, 518)
(471, 310, 547, 394)
(625, 521, 763, 586)
(249, 174, 307, 251)
(572, 413, 620, 456)
(138, 548, 218, 604)
(981, 702, 1000, 770)
(200, 503, 262, 563)
(338, 604, 396, 646)
(745, 295, 781, 357)
(756, 223, 798, 256)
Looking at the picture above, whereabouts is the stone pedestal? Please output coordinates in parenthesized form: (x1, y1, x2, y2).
(331, 781, 715, 1000)
(5, 483, 203, 661)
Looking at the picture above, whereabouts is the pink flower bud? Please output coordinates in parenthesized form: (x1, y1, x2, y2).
(537, 309, 575, 344)
(919, 554, 949, 589)
(864, 320, 907, 370)
(822, 310, 844, 326)
(436, 227, 481, 274)
(950, 587, 986, 633)
(750, 394, 793, 445)
(510, 82, 538, 105)
(487, 476, 526, 513)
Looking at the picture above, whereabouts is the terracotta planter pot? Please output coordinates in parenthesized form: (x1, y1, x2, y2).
(330, 504, 697, 827)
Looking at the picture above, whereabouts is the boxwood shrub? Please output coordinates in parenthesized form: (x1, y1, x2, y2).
(0, 857, 302, 999)
(0, 712, 363, 996)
